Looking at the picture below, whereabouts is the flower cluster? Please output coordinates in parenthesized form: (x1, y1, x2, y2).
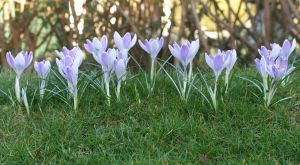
(4, 33, 297, 113)
(254, 39, 296, 106)
(84, 32, 133, 103)
(56, 47, 84, 111)
(205, 49, 237, 110)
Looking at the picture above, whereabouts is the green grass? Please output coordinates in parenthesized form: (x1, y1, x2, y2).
(0, 66, 299, 164)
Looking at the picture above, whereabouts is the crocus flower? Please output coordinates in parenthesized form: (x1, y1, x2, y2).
(114, 32, 137, 52)
(258, 39, 296, 62)
(34, 60, 51, 100)
(94, 48, 117, 76)
(34, 60, 51, 79)
(168, 39, 199, 80)
(255, 39, 297, 107)
(113, 54, 129, 101)
(221, 49, 237, 92)
(205, 51, 228, 110)
(223, 50, 237, 72)
(56, 47, 84, 112)
(205, 51, 227, 79)
(114, 58, 128, 80)
(138, 37, 164, 60)
(93, 48, 118, 103)
(6, 51, 33, 102)
(84, 36, 108, 59)
(139, 37, 164, 84)
(6, 51, 33, 78)
(267, 58, 295, 81)
(255, 56, 269, 90)
(280, 39, 296, 60)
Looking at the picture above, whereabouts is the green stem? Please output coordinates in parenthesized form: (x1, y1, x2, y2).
(105, 80, 110, 106)
(40, 79, 46, 100)
(213, 76, 219, 110)
(74, 87, 78, 112)
(188, 62, 193, 83)
(116, 80, 121, 101)
(15, 76, 21, 103)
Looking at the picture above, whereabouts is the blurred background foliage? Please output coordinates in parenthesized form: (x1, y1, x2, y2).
(0, 0, 300, 68)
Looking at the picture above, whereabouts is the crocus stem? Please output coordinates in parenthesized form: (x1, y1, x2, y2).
(266, 81, 275, 107)
(116, 80, 121, 101)
(105, 80, 110, 106)
(213, 76, 219, 110)
(188, 62, 193, 83)
(150, 59, 155, 84)
(263, 77, 268, 91)
(183, 66, 187, 101)
(40, 79, 46, 100)
(15, 76, 21, 103)
(21, 88, 29, 115)
(225, 70, 230, 93)
(73, 87, 78, 112)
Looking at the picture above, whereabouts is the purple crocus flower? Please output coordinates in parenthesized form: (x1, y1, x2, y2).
(280, 39, 296, 60)
(267, 58, 295, 81)
(93, 48, 118, 103)
(254, 56, 269, 79)
(205, 51, 227, 79)
(34, 60, 51, 79)
(56, 47, 83, 111)
(258, 39, 296, 62)
(94, 48, 117, 74)
(84, 36, 108, 58)
(255, 39, 296, 107)
(168, 39, 199, 68)
(138, 37, 164, 59)
(114, 32, 137, 52)
(114, 55, 129, 80)
(6, 51, 33, 103)
(34, 60, 51, 100)
(6, 51, 33, 78)
(223, 49, 237, 72)
(56, 47, 83, 87)
(168, 39, 199, 80)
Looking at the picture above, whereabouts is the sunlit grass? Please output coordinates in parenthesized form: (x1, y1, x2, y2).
(0, 66, 299, 163)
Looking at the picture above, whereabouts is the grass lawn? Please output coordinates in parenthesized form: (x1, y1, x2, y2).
(0, 65, 299, 164)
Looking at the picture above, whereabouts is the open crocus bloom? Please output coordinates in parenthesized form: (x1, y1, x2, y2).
(94, 48, 118, 75)
(84, 36, 108, 58)
(168, 39, 199, 68)
(6, 51, 33, 78)
(139, 37, 164, 59)
(205, 51, 228, 79)
(258, 39, 296, 62)
(56, 47, 84, 94)
(267, 58, 295, 81)
(34, 60, 51, 79)
(114, 32, 137, 52)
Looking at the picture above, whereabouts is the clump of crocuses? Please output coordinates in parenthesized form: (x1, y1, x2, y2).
(6, 51, 33, 103)
(205, 49, 237, 110)
(34, 60, 51, 100)
(139, 37, 164, 93)
(85, 34, 132, 103)
(168, 39, 199, 101)
(254, 39, 296, 107)
(56, 47, 84, 112)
